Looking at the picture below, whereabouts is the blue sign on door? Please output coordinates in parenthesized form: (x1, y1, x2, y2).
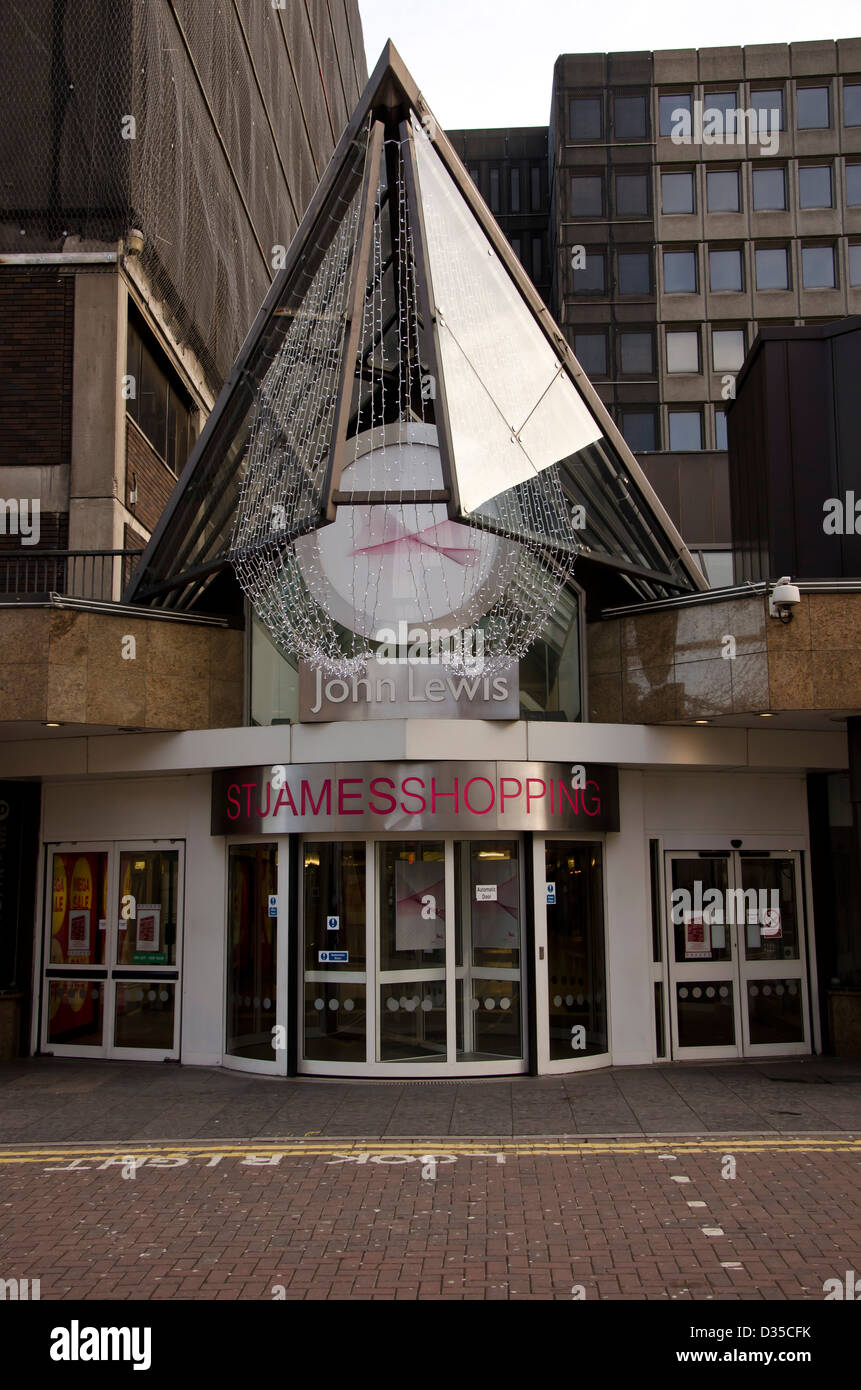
(546, 882, 556, 905)
(318, 950, 349, 964)
(326, 915, 340, 931)
(268, 895, 278, 918)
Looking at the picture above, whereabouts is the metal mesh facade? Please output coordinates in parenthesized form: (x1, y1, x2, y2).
(0, 0, 366, 393)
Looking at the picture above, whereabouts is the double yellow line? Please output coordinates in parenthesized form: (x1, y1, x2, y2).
(0, 1134, 859, 1166)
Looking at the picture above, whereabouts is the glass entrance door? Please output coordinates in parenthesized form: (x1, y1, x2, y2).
(534, 838, 609, 1072)
(299, 836, 527, 1075)
(43, 841, 183, 1059)
(665, 851, 809, 1059)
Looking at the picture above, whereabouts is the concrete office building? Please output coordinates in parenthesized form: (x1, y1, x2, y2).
(452, 39, 861, 582)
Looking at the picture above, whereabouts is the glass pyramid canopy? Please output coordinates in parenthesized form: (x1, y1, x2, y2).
(125, 43, 705, 659)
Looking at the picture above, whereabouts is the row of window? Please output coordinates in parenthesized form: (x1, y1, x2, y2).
(508, 233, 547, 283)
(569, 241, 861, 295)
(570, 161, 861, 219)
(568, 80, 861, 143)
(469, 163, 544, 216)
(616, 404, 728, 453)
(573, 324, 748, 379)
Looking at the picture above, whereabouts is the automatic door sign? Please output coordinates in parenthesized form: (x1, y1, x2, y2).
(268, 895, 278, 918)
(318, 950, 349, 963)
(760, 906, 782, 939)
(475, 884, 497, 902)
(326, 915, 340, 931)
(546, 882, 556, 905)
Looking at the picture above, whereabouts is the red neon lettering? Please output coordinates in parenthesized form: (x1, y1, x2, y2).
(369, 777, 397, 815)
(400, 777, 427, 814)
(582, 780, 601, 817)
(557, 781, 578, 814)
(525, 778, 546, 813)
(464, 777, 494, 814)
(430, 778, 459, 813)
(500, 777, 522, 812)
(301, 780, 332, 816)
(242, 783, 257, 817)
(338, 779, 364, 815)
(255, 784, 272, 817)
(273, 784, 297, 815)
(227, 785, 241, 820)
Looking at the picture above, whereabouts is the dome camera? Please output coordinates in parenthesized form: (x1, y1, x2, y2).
(769, 576, 800, 624)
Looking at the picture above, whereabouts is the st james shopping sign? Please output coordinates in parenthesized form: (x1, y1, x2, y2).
(211, 762, 620, 835)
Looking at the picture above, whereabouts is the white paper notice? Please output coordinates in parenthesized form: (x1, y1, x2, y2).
(475, 885, 498, 902)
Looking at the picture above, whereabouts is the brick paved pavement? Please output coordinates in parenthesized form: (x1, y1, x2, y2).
(1, 1137, 860, 1301)
(3, 1055, 861, 1141)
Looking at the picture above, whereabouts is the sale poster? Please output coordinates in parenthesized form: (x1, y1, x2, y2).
(394, 861, 445, 951)
(136, 905, 161, 952)
(684, 913, 711, 959)
(67, 909, 91, 956)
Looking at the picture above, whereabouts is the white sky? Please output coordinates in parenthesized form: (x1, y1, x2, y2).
(359, 0, 861, 128)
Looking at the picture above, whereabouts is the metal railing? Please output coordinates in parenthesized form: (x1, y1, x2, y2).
(0, 550, 145, 603)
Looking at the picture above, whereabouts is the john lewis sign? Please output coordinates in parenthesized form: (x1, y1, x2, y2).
(211, 761, 619, 835)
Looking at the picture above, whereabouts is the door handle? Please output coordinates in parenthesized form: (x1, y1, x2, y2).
(538, 946, 545, 960)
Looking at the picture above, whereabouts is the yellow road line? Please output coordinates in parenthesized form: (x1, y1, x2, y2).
(0, 1136, 858, 1165)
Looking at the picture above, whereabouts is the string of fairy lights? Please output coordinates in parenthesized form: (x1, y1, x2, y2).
(230, 115, 581, 681)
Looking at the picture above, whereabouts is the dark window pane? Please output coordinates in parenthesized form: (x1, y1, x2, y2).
(489, 167, 500, 212)
(510, 234, 521, 260)
(137, 339, 168, 458)
(847, 165, 861, 206)
(615, 94, 647, 138)
(573, 251, 605, 293)
(845, 84, 861, 126)
(618, 251, 651, 293)
(570, 98, 602, 140)
(531, 166, 541, 210)
(669, 411, 702, 450)
(709, 248, 743, 291)
(799, 165, 832, 208)
(707, 169, 740, 212)
(532, 235, 543, 281)
(661, 171, 694, 213)
(704, 92, 739, 132)
(801, 245, 835, 288)
(621, 410, 656, 451)
(660, 93, 690, 137)
(570, 174, 603, 216)
(849, 245, 861, 287)
(619, 331, 654, 374)
(797, 86, 829, 129)
(715, 409, 728, 450)
(574, 332, 608, 376)
(469, 167, 479, 186)
(510, 167, 521, 211)
(616, 172, 649, 215)
(166, 388, 191, 474)
(663, 249, 697, 292)
(753, 167, 786, 210)
(755, 246, 789, 289)
(751, 88, 783, 129)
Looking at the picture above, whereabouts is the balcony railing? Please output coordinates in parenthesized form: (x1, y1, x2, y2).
(0, 550, 145, 604)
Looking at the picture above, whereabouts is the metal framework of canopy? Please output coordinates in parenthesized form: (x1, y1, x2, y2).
(124, 43, 706, 637)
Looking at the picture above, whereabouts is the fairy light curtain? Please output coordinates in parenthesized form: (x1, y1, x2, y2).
(230, 114, 591, 678)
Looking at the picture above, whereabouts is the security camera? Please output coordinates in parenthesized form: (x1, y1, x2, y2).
(769, 576, 801, 624)
(125, 227, 144, 256)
